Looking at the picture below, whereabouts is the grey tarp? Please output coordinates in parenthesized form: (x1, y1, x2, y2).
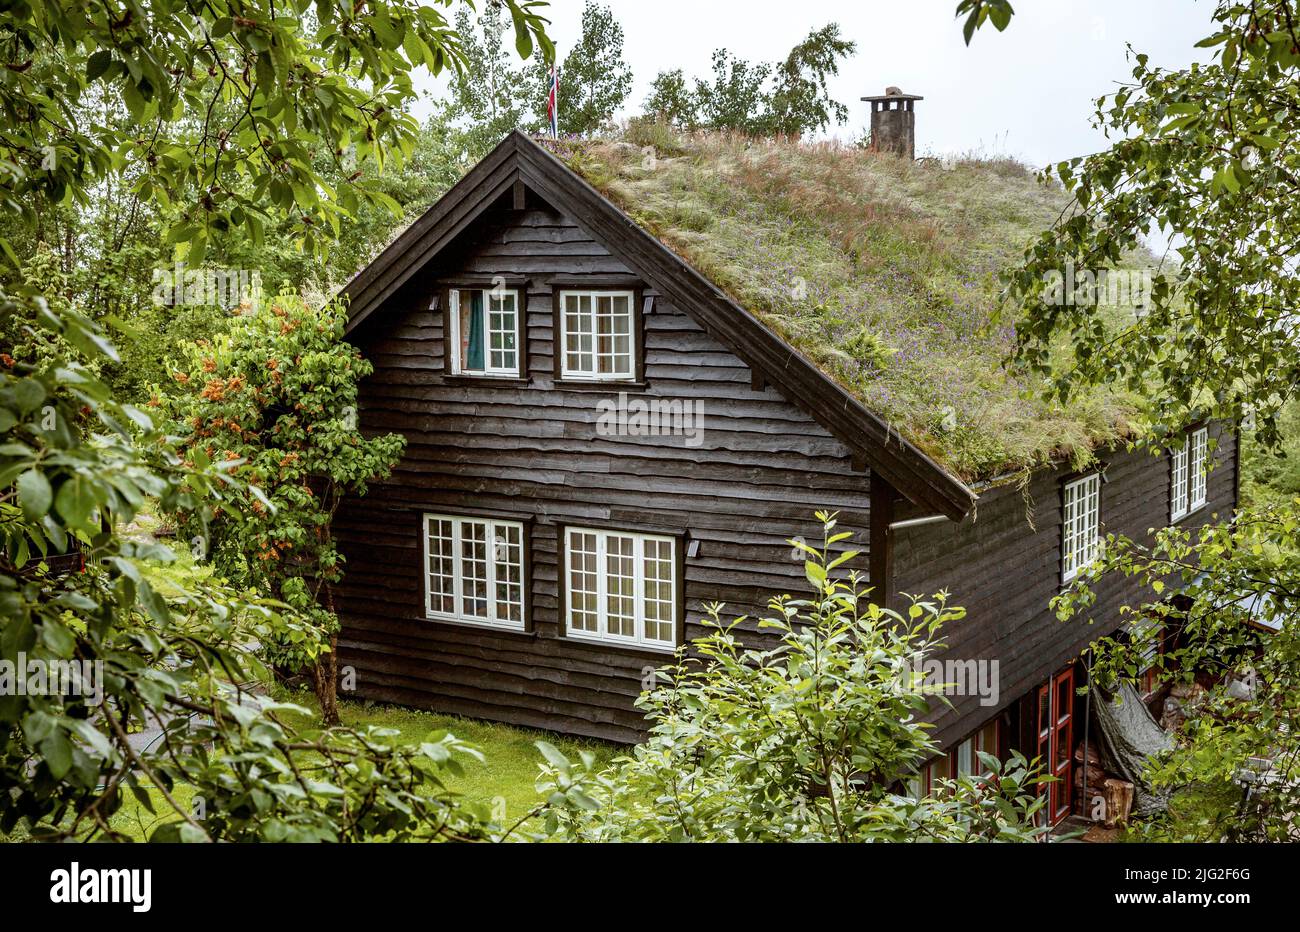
(1091, 682, 1175, 817)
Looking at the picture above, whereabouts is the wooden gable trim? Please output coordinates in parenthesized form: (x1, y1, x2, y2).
(342, 133, 523, 332)
(341, 130, 976, 520)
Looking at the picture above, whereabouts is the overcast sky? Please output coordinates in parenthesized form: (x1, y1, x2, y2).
(418, 0, 1214, 169)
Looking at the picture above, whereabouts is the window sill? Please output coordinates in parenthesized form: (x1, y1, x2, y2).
(1171, 503, 1208, 525)
(553, 379, 648, 391)
(441, 374, 530, 387)
(423, 613, 531, 635)
(563, 630, 678, 655)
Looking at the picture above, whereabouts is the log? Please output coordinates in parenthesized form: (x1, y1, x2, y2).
(1103, 778, 1135, 828)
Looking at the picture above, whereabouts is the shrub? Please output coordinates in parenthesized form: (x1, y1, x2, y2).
(539, 513, 1047, 842)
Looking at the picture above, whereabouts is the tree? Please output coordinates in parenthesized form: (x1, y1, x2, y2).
(529, 1, 633, 136)
(769, 23, 857, 137)
(161, 294, 405, 726)
(539, 514, 1049, 842)
(0, 0, 552, 841)
(1055, 508, 1300, 841)
(643, 69, 699, 128)
(444, 4, 537, 159)
(640, 25, 855, 138)
(957, 0, 1300, 838)
(694, 49, 775, 135)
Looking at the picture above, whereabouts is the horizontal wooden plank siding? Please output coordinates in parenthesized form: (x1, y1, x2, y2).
(893, 424, 1238, 749)
(337, 199, 874, 742)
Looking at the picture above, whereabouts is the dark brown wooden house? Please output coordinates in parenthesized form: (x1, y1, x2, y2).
(334, 129, 1237, 826)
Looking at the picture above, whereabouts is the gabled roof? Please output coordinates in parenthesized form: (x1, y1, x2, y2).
(343, 130, 978, 521)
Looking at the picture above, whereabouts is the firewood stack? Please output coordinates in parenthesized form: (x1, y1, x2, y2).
(1071, 741, 1134, 826)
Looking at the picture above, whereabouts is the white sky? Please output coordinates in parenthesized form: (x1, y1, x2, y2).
(416, 0, 1215, 169)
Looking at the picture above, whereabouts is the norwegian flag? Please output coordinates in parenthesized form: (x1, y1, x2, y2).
(546, 64, 559, 138)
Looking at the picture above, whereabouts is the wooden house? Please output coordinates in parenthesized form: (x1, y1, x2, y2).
(334, 120, 1237, 826)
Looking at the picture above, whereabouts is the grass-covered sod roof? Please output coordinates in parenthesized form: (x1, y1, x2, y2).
(552, 130, 1143, 482)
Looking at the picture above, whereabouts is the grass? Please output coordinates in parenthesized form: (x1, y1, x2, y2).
(278, 688, 621, 823)
(546, 127, 1146, 482)
(3, 692, 620, 842)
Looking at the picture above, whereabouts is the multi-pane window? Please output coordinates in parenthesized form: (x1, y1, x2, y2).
(1170, 427, 1209, 521)
(424, 514, 525, 630)
(1189, 427, 1208, 512)
(564, 527, 676, 649)
(1170, 438, 1190, 521)
(559, 290, 634, 380)
(908, 719, 1000, 800)
(955, 719, 1000, 779)
(448, 288, 520, 377)
(1061, 473, 1101, 582)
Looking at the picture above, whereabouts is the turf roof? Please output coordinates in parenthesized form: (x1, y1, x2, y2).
(548, 129, 1143, 483)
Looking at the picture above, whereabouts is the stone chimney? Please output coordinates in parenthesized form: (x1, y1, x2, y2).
(862, 87, 923, 160)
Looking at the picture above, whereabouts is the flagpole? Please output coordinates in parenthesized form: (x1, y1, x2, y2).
(547, 62, 559, 139)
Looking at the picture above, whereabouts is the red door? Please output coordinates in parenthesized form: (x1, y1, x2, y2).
(1037, 667, 1075, 824)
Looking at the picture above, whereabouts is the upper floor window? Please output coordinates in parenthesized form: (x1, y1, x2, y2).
(448, 287, 521, 378)
(1062, 473, 1101, 582)
(559, 290, 635, 380)
(564, 526, 676, 650)
(1170, 427, 1208, 521)
(424, 513, 525, 631)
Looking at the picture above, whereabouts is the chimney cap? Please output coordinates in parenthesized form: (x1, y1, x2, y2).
(861, 87, 924, 102)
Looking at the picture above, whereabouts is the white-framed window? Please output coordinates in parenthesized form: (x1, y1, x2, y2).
(448, 287, 520, 377)
(1170, 438, 1190, 522)
(1189, 427, 1208, 512)
(423, 514, 525, 631)
(1062, 473, 1101, 582)
(1170, 427, 1209, 521)
(558, 290, 635, 380)
(564, 526, 677, 650)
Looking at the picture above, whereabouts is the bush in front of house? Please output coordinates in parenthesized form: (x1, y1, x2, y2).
(537, 512, 1048, 842)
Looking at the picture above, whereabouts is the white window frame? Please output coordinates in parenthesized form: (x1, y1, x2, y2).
(563, 526, 677, 651)
(422, 513, 526, 631)
(1169, 437, 1190, 522)
(558, 290, 636, 381)
(1189, 427, 1208, 512)
(448, 287, 521, 378)
(1061, 473, 1101, 583)
(1170, 427, 1209, 522)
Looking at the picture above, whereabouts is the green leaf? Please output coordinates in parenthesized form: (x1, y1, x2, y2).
(86, 50, 113, 81)
(54, 475, 98, 530)
(17, 470, 52, 521)
(40, 732, 73, 779)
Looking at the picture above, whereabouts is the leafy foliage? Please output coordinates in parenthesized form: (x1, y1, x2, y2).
(0, 0, 552, 267)
(1003, 1, 1300, 454)
(527, 1, 632, 136)
(955, 0, 1015, 45)
(0, 0, 553, 841)
(443, 4, 539, 158)
(1055, 506, 1300, 841)
(538, 514, 1048, 842)
(159, 293, 404, 724)
(640, 24, 856, 138)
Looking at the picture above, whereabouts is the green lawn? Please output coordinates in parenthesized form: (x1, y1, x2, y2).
(284, 688, 621, 824)
(4, 694, 621, 842)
